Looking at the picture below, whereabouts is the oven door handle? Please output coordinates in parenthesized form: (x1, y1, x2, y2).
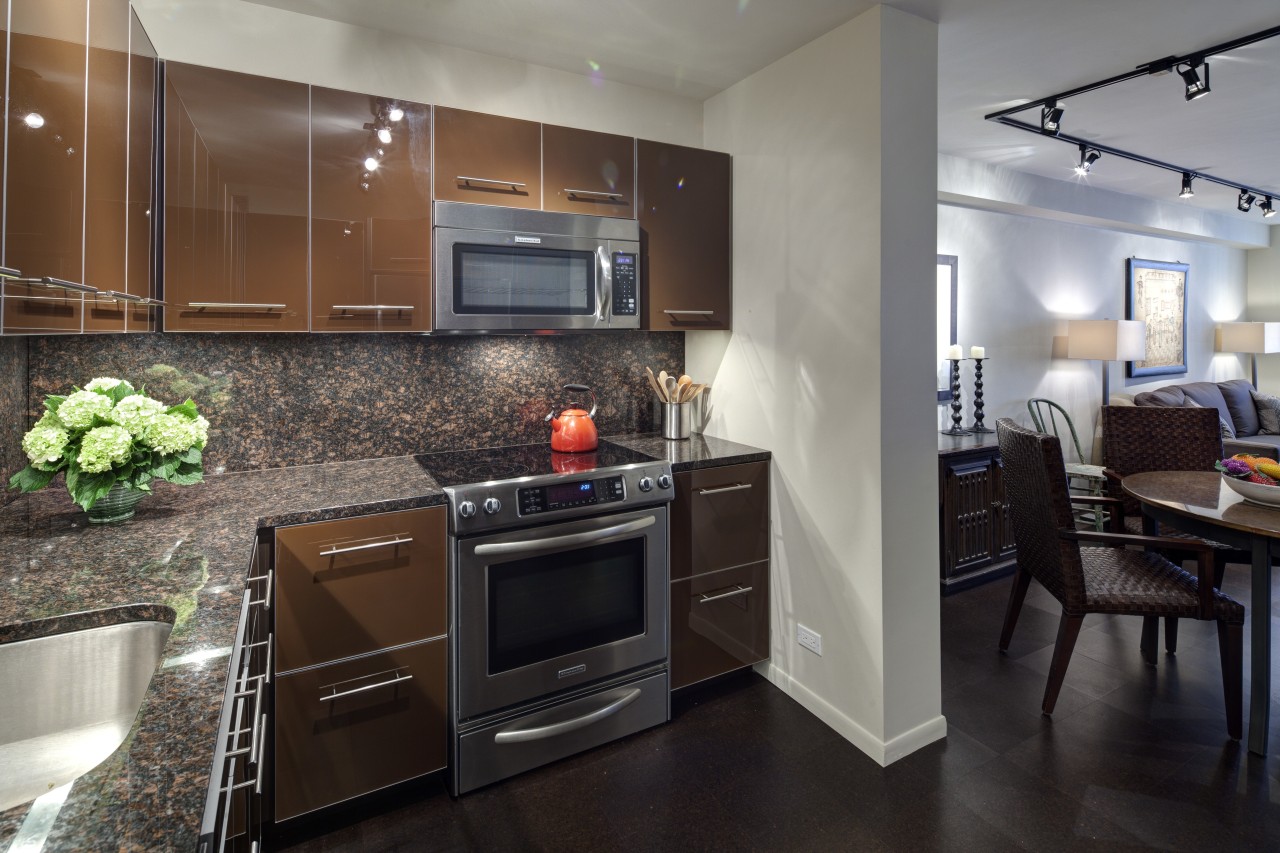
(473, 515, 656, 558)
(493, 688, 642, 744)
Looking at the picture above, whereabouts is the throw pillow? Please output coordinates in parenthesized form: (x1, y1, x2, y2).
(1184, 398, 1236, 440)
(1253, 390, 1280, 435)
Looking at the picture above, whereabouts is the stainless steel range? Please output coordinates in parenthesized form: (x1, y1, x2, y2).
(418, 442, 674, 795)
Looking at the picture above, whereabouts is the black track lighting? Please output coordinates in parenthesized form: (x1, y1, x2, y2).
(1074, 145, 1101, 176)
(1262, 197, 1276, 219)
(1040, 100, 1064, 136)
(1238, 189, 1257, 212)
(1177, 59, 1210, 101)
(1179, 172, 1195, 198)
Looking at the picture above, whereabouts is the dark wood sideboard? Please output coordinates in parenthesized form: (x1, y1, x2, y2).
(938, 433, 1017, 594)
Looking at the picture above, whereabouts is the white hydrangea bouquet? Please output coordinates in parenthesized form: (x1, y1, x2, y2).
(8, 376, 208, 513)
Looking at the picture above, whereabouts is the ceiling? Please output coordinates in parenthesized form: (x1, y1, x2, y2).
(245, 0, 1280, 219)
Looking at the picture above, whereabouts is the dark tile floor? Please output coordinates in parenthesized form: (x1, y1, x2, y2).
(276, 563, 1280, 852)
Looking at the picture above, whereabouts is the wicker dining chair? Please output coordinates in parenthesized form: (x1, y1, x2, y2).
(995, 418, 1243, 738)
(1027, 398, 1107, 528)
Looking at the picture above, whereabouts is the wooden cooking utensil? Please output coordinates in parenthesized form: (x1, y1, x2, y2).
(664, 376, 678, 402)
(676, 375, 692, 401)
(644, 366, 666, 401)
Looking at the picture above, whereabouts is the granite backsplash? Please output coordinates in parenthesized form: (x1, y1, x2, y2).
(25, 333, 683, 473)
(0, 337, 28, 507)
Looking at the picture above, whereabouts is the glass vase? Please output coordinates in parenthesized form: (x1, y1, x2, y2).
(85, 484, 146, 524)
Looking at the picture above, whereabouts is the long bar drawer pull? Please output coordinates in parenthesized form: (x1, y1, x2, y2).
(565, 188, 624, 201)
(494, 688, 641, 744)
(331, 304, 414, 312)
(475, 515, 655, 558)
(248, 569, 272, 610)
(662, 309, 715, 316)
(319, 672, 413, 703)
(319, 535, 413, 557)
(189, 302, 286, 311)
(698, 584, 753, 604)
(40, 276, 99, 293)
(457, 175, 527, 191)
(698, 483, 752, 496)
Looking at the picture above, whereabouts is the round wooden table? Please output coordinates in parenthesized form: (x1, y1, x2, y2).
(1123, 470, 1276, 755)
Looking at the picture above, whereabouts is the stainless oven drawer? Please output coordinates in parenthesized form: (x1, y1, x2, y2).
(453, 669, 669, 794)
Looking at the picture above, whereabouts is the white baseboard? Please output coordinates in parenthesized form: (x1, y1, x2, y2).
(757, 662, 947, 766)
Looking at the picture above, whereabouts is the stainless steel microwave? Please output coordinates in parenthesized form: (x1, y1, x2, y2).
(433, 201, 640, 332)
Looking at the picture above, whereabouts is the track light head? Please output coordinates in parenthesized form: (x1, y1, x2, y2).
(1178, 60, 1210, 102)
(1238, 189, 1257, 213)
(1040, 100, 1064, 136)
(1074, 145, 1101, 176)
(1262, 197, 1276, 219)
(1178, 172, 1195, 199)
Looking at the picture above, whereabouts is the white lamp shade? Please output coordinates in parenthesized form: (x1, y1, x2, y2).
(1065, 319, 1146, 361)
(1218, 321, 1280, 354)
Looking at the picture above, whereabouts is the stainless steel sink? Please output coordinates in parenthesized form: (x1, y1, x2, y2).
(0, 620, 173, 812)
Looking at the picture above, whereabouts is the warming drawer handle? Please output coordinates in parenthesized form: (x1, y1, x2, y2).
(698, 483, 752, 496)
(698, 584, 752, 604)
(319, 672, 414, 703)
(457, 175, 527, 191)
(565, 188, 624, 201)
(473, 515, 656, 558)
(320, 536, 413, 557)
(493, 688, 642, 744)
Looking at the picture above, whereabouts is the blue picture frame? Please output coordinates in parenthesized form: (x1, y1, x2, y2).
(1125, 257, 1188, 378)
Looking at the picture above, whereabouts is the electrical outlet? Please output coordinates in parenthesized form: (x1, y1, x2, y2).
(796, 624, 822, 656)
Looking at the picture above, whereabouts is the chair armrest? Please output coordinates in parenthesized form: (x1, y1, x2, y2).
(1061, 529, 1215, 618)
(1102, 468, 1124, 486)
(1067, 494, 1125, 531)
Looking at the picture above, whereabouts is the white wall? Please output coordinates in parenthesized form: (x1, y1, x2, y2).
(691, 5, 943, 765)
(1247, 236, 1280, 390)
(939, 157, 1254, 459)
(132, 0, 704, 146)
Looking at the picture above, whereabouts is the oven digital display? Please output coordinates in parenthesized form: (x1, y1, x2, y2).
(546, 481, 595, 505)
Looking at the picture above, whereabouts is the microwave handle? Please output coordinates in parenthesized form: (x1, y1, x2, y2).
(596, 246, 609, 322)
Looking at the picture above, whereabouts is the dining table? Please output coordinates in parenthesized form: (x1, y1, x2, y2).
(1123, 470, 1276, 755)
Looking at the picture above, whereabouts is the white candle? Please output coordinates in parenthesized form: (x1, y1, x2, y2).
(946, 344, 963, 360)
(970, 346, 985, 359)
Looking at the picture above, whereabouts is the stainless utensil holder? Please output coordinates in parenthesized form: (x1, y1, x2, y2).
(663, 402, 691, 440)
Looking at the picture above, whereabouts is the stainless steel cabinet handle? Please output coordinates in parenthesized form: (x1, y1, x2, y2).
(474, 515, 655, 558)
(248, 568, 272, 610)
(97, 291, 168, 305)
(698, 584, 753, 604)
(457, 175, 527, 190)
(698, 483, 752, 496)
(565, 188, 624, 201)
(663, 309, 715, 316)
(40, 276, 99, 293)
(189, 302, 286, 310)
(319, 672, 413, 703)
(0, 265, 22, 278)
(494, 688, 641, 744)
(319, 536, 413, 557)
(331, 304, 414, 312)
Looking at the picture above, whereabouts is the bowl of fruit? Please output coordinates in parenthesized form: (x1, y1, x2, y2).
(1217, 454, 1280, 507)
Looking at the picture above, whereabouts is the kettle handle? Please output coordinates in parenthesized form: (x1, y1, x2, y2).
(562, 384, 597, 419)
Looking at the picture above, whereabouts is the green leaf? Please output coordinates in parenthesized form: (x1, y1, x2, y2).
(167, 460, 204, 486)
(178, 447, 202, 465)
(45, 395, 67, 414)
(8, 465, 57, 493)
(149, 452, 180, 480)
(65, 460, 119, 511)
(167, 399, 199, 420)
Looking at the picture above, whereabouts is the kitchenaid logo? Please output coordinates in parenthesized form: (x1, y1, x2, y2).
(558, 664, 586, 679)
(514, 235, 542, 244)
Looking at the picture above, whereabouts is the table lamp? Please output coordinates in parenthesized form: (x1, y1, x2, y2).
(1065, 319, 1146, 404)
(1217, 321, 1280, 388)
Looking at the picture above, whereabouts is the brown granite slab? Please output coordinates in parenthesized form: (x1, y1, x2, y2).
(603, 432, 771, 472)
(0, 336, 28, 508)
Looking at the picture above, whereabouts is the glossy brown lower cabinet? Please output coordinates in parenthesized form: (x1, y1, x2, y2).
(671, 461, 770, 581)
(274, 638, 447, 822)
(670, 561, 769, 690)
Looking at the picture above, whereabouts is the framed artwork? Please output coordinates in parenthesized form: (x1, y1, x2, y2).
(937, 254, 958, 403)
(1125, 257, 1187, 378)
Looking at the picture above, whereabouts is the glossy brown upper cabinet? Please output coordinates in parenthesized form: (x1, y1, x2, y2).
(637, 140, 732, 331)
(163, 64, 308, 331)
(542, 125, 634, 219)
(433, 107, 540, 210)
(311, 88, 431, 332)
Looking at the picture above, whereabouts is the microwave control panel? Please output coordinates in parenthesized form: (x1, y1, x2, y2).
(612, 253, 637, 316)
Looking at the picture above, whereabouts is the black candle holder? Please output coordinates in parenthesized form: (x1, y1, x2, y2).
(940, 359, 971, 436)
(969, 358, 994, 434)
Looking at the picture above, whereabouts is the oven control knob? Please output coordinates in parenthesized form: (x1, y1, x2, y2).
(458, 500, 477, 519)
(638, 476, 654, 492)
(657, 474, 673, 490)
(483, 497, 502, 515)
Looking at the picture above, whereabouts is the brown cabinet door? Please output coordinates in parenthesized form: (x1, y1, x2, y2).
(124, 10, 157, 332)
(274, 506, 447, 673)
(542, 124, 635, 219)
(311, 87, 431, 332)
(939, 452, 998, 580)
(162, 63, 308, 331)
(672, 461, 770, 581)
(670, 561, 769, 690)
(433, 107, 540, 209)
(274, 637, 447, 822)
(3, 0, 89, 333)
(637, 140, 731, 331)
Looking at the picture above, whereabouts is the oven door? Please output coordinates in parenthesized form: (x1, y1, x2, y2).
(454, 506, 668, 721)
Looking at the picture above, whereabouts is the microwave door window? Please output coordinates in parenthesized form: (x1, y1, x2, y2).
(454, 244, 596, 315)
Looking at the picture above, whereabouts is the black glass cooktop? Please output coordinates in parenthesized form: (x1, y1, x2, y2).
(416, 440, 659, 488)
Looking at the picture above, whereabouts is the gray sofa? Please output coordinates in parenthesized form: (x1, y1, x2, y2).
(1133, 378, 1280, 459)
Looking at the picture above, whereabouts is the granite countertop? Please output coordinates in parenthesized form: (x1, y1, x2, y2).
(0, 433, 767, 852)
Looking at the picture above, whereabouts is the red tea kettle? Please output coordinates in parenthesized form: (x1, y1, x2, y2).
(546, 384, 598, 453)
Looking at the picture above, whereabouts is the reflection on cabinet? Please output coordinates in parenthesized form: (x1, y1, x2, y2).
(938, 435, 1017, 593)
(433, 107, 540, 210)
(637, 140, 731, 331)
(670, 461, 770, 690)
(542, 124, 635, 219)
(273, 506, 447, 821)
(311, 88, 431, 332)
(163, 63, 308, 331)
